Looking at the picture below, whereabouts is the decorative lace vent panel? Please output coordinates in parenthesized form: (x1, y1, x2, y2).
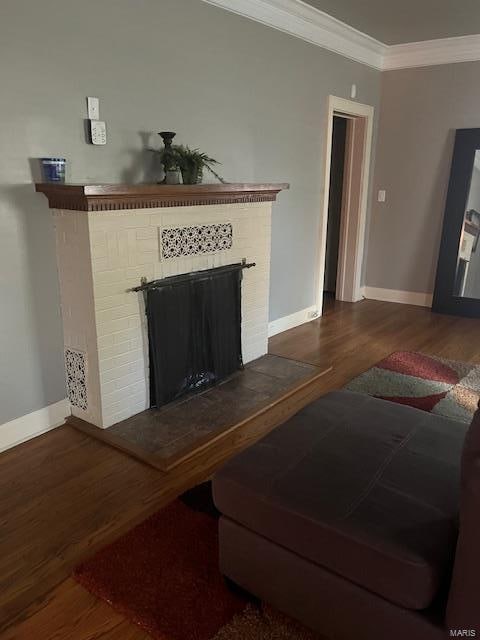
(65, 348, 87, 410)
(161, 223, 233, 259)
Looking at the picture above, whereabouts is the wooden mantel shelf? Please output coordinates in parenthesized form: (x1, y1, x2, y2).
(35, 182, 289, 212)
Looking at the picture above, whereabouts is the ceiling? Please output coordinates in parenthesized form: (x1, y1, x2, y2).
(303, 0, 480, 45)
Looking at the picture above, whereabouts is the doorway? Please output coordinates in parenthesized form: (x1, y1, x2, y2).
(323, 115, 347, 302)
(316, 96, 374, 316)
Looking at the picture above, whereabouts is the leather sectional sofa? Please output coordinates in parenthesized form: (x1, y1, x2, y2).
(213, 390, 478, 639)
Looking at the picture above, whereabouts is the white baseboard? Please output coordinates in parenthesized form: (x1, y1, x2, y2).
(0, 399, 70, 454)
(268, 305, 318, 337)
(363, 286, 433, 307)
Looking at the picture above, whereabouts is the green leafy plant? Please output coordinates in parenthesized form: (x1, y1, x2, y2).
(175, 145, 225, 184)
(150, 143, 225, 184)
(162, 149, 181, 172)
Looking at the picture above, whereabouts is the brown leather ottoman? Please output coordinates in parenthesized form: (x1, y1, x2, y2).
(213, 390, 468, 640)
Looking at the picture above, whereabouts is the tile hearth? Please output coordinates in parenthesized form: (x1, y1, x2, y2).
(70, 355, 330, 471)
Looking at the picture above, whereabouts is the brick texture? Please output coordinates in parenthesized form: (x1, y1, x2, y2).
(54, 202, 272, 428)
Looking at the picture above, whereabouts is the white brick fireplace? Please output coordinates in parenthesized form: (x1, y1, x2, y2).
(38, 183, 287, 429)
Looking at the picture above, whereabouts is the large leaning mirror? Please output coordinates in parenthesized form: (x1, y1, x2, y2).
(454, 150, 480, 298)
(433, 129, 480, 317)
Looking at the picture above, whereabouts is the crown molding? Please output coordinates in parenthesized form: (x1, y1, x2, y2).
(383, 34, 480, 70)
(201, 0, 480, 72)
(201, 0, 385, 69)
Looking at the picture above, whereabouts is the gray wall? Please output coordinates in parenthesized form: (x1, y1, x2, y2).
(366, 61, 480, 294)
(0, 0, 380, 424)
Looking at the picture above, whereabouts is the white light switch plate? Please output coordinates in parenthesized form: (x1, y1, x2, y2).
(377, 189, 386, 202)
(90, 120, 107, 145)
(87, 97, 100, 120)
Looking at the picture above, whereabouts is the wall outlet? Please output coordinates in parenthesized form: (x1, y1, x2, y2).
(377, 189, 386, 202)
(89, 120, 107, 145)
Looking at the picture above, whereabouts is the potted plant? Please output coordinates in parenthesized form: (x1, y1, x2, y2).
(151, 132, 225, 184)
(175, 145, 225, 185)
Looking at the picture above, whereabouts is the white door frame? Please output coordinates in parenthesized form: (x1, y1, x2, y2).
(315, 95, 374, 315)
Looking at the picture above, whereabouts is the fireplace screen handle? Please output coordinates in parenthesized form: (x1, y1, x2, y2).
(128, 259, 255, 293)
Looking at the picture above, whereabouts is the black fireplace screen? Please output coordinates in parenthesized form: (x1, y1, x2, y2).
(144, 264, 247, 407)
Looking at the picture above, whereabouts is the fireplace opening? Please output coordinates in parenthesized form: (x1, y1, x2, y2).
(136, 262, 255, 408)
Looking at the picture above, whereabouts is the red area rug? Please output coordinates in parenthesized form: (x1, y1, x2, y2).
(345, 351, 480, 423)
(74, 499, 245, 640)
(73, 486, 320, 640)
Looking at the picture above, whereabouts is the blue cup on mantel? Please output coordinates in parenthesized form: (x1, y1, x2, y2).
(41, 157, 66, 183)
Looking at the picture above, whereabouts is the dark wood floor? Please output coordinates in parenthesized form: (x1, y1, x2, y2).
(2, 298, 480, 639)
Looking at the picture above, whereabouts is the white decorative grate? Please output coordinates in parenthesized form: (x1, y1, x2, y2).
(161, 223, 233, 259)
(65, 348, 87, 411)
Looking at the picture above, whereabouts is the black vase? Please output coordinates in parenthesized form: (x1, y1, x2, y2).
(158, 131, 176, 147)
(158, 131, 177, 184)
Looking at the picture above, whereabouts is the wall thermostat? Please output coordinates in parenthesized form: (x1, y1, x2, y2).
(90, 120, 107, 145)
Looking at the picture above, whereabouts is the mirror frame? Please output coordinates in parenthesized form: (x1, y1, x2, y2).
(432, 128, 480, 317)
